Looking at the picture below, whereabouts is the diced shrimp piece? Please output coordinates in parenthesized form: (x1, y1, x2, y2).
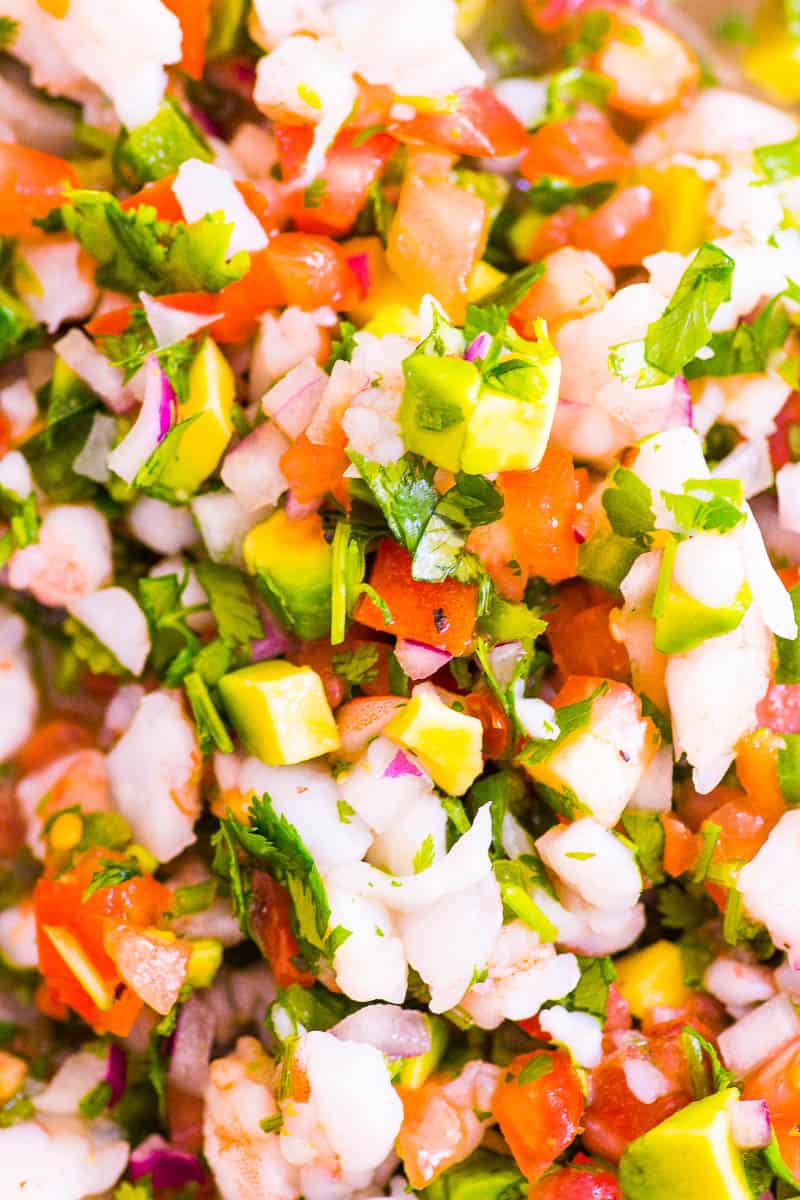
(460, 921, 579, 1030)
(0, 609, 37, 764)
(0, 1113, 128, 1199)
(16, 237, 97, 334)
(280, 1030, 403, 1194)
(107, 691, 202, 863)
(325, 881, 407, 1004)
(593, 11, 699, 120)
(9, 504, 112, 608)
(0, 900, 38, 970)
(17, 749, 109, 857)
(396, 1060, 501, 1190)
(536, 819, 642, 912)
(204, 1037, 299, 1200)
(634, 87, 797, 166)
(512, 247, 613, 335)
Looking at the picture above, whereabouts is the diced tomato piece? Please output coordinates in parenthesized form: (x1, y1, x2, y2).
(121, 174, 184, 221)
(280, 430, 350, 506)
(529, 1160, 621, 1200)
(464, 688, 512, 758)
(34, 849, 170, 1035)
(503, 445, 580, 583)
(17, 719, 93, 773)
(736, 728, 786, 824)
(584, 1029, 693, 1161)
(266, 232, 359, 310)
(605, 983, 633, 1031)
(593, 10, 699, 120)
(494, 1049, 585, 1180)
(275, 125, 397, 236)
(521, 113, 633, 186)
(0, 143, 78, 235)
(661, 813, 697, 876)
(523, 0, 650, 31)
(162, 0, 211, 79)
(572, 185, 664, 267)
(743, 1037, 800, 1181)
(386, 170, 488, 322)
(250, 871, 314, 988)
(769, 392, 800, 470)
(757, 683, 800, 734)
(389, 87, 528, 158)
(167, 1082, 205, 1155)
(86, 305, 134, 338)
(547, 582, 630, 682)
(354, 540, 478, 656)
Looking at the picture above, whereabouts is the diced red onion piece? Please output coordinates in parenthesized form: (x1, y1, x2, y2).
(55, 328, 136, 413)
(346, 253, 371, 300)
(220, 421, 289, 512)
(168, 994, 215, 1098)
(730, 1099, 772, 1150)
(105, 1043, 127, 1106)
(130, 1135, 205, 1189)
(139, 292, 220, 349)
(331, 1004, 431, 1059)
(383, 749, 423, 779)
(464, 331, 491, 362)
(107, 356, 176, 485)
(263, 360, 327, 439)
(394, 638, 452, 681)
(251, 604, 292, 662)
(719, 994, 800, 1078)
(668, 375, 692, 428)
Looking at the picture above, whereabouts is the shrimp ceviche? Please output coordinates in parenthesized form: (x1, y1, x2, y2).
(4, 0, 800, 1197)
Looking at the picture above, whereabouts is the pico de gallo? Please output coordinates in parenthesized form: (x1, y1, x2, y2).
(0, 0, 800, 1197)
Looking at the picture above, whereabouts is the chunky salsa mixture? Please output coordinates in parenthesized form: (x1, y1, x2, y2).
(1, 0, 800, 1197)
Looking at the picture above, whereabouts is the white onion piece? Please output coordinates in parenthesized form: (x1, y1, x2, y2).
(68, 587, 151, 676)
(220, 422, 289, 512)
(173, 160, 268, 258)
(704, 957, 775, 1010)
(394, 639, 452, 681)
(261, 358, 327, 439)
(107, 357, 176, 485)
(140, 292, 220, 349)
(730, 1099, 772, 1150)
(777, 462, 800, 535)
(168, 993, 215, 1098)
(627, 745, 674, 813)
(331, 1005, 431, 1060)
(487, 642, 525, 688)
(538, 1005, 603, 1068)
(623, 1058, 672, 1104)
(55, 328, 136, 414)
(718, 994, 800, 1078)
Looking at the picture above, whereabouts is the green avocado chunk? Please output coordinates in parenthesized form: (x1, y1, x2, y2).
(400, 354, 482, 474)
(619, 1088, 752, 1200)
(243, 508, 333, 641)
(421, 1148, 526, 1200)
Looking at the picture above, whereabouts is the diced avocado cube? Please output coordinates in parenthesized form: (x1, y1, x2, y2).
(619, 1088, 751, 1200)
(118, 98, 212, 185)
(243, 509, 333, 641)
(219, 661, 340, 765)
(422, 1149, 526, 1200)
(460, 352, 561, 475)
(384, 684, 483, 796)
(400, 354, 482, 473)
(614, 940, 691, 1019)
(157, 337, 235, 497)
(652, 540, 751, 654)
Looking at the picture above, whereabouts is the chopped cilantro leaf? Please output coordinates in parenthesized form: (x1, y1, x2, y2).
(193, 561, 261, 645)
(684, 295, 791, 379)
(0, 16, 19, 49)
(517, 1053, 553, 1085)
(621, 810, 666, 885)
(78, 1079, 112, 1119)
(755, 134, 800, 184)
(412, 834, 435, 874)
(184, 670, 234, 755)
(644, 243, 735, 378)
(544, 67, 611, 121)
(332, 643, 379, 688)
(83, 856, 142, 901)
(601, 466, 655, 540)
(524, 176, 615, 215)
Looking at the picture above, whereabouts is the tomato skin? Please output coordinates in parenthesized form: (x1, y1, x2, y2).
(757, 683, 800, 734)
(389, 87, 528, 158)
(121, 174, 184, 221)
(34, 849, 170, 1036)
(736, 729, 785, 822)
(521, 114, 633, 186)
(0, 144, 78, 235)
(769, 392, 800, 470)
(266, 232, 358, 310)
(592, 10, 699, 120)
(464, 688, 511, 759)
(743, 1037, 800, 1180)
(250, 872, 314, 989)
(17, 719, 93, 773)
(583, 1030, 693, 1162)
(547, 582, 630, 682)
(354, 539, 479, 656)
(280, 430, 350, 506)
(275, 126, 397, 236)
(162, 0, 211, 79)
(494, 1050, 585, 1181)
(572, 185, 663, 267)
(530, 1162, 621, 1200)
(661, 812, 697, 876)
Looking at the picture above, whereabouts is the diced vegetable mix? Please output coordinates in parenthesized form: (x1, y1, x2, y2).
(0, 1, 800, 1198)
